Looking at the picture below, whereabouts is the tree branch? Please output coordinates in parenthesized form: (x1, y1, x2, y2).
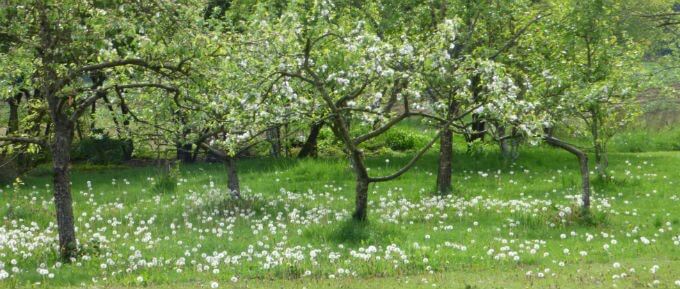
(0, 136, 47, 147)
(70, 83, 179, 122)
(368, 129, 441, 183)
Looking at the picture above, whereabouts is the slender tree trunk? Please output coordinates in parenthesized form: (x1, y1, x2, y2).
(7, 93, 21, 133)
(89, 102, 96, 131)
(498, 125, 511, 158)
(225, 156, 241, 198)
(51, 120, 78, 261)
(267, 126, 282, 158)
(590, 109, 608, 179)
(436, 127, 453, 195)
(467, 75, 485, 144)
(498, 126, 521, 161)
(592, 126, 608, 179)
(119, 97, 134, 161)
(469, 114, 485, 142)
(577, 151, 591, 210)
(593, 142, 608, 178)
(298, 121, 323, 158)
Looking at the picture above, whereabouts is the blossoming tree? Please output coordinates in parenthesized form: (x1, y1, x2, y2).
(256, 1, 454, 221)
(0, 0, 204, 260)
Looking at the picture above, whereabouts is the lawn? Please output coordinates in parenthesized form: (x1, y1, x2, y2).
(1, 146, 679, 288)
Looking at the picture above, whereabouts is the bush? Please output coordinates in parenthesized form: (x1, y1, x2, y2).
(381, 128, 429, 151)
(72, 133, 133, 164)
(317, 127, 344, 156)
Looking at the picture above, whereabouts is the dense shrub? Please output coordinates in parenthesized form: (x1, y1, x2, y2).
(317, 127, 345, 156)
(72, 134, 133, 164)
(380, 128, 430, 151)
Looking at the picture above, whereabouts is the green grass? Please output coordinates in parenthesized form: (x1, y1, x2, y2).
(1, 143, 679, 288)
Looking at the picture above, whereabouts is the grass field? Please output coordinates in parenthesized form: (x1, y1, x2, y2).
(1, 142, 680, 288)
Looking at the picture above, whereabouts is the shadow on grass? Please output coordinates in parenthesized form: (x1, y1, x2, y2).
(304, 219, 405, 246)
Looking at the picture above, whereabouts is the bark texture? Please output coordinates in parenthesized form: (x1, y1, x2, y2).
(436, 127, 453, 195)
(226, 156, 241, 198)
(51, 120, 78, 261)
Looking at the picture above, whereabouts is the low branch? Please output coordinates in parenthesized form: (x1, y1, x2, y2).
(369, 128, 441, 183)
(0, 136, 47, 147)
(353, 112, 410, 145)
(543, 135, 585, 156)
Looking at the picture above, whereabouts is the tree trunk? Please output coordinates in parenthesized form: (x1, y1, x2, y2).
(592, 125, 608, 179)
(267, 126, 282, 158)
(176, 143, 194, 163)
(594, 142, 608, 178)
(51, 121, 78, 261)
(119, 98, 134, 161)
(469, 114, 485, 143)
(498, 126, 520, 161)
(298, 121, 323, 158)
(226, 156, 241, 198)
(352, 174, 370, 221)
(121, 139, 134, 161)
(7, 93, 21, 134)
(577, 150, 591, 211)
(89, 102, 96, 131)
(436, 127, 453, 195)
(590, 109, 608, 179)
(467, 74, 485, 144)
(328, 114, 371, 221)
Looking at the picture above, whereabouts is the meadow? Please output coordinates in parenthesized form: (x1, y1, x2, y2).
(1, 130, 679, 289)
